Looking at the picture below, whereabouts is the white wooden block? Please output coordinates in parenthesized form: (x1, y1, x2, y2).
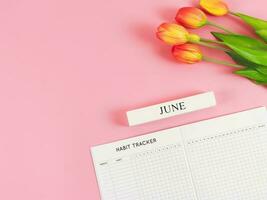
(126, 91, 216, 126)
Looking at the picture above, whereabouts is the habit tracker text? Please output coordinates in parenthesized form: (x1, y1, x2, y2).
(115, 138, 157, 152)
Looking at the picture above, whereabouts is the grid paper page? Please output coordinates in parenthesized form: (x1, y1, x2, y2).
(185, 124, 267, 200)
(92, 128, 197, 200)
(92, 107, 267, 200)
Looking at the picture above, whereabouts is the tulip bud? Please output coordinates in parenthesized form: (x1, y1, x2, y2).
(200, 0, 229, 16)
(172, 44, 203, 64)
(156, 23, 200, 45)
(156, 23, 189, 45)
(175, 7, 207, 29)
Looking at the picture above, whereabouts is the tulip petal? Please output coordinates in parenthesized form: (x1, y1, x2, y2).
(200, 0, 229, 16)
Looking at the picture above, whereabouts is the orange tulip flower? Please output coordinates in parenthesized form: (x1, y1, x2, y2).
(156, 23, 200, 45)
(200, 0, 229, 16)
(172, 44, 203, 64)
(172, 43, 241, 67)
(176, 7, 207, 28)
(175, 7, 233, 33)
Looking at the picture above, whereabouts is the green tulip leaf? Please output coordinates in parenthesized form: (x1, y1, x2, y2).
(256, 29, 267, 42)
(212, 32, 267, 50)
(255, 80, 267, 85)
(235, 68, 267, 84)
(234, 13, 267, 30)
(228, 51, 267, 84)
(227, 51, 267, 75)
(212, 32, 267, 66)
(234, 13, 267, 42)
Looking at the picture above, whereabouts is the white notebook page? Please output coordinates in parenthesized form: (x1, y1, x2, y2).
(92, 128, 196, 200)
(91, 107, 267, 200)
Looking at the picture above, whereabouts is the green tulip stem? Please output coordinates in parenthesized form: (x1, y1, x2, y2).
(194, 41, 231, 52)
(206, 21, 234, 34)
(228, 11, 239, 16)
(200, 38, 225, 45)
(203, 56, 243, 68)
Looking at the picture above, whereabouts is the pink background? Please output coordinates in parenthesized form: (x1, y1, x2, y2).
(1, 0, 267, 199)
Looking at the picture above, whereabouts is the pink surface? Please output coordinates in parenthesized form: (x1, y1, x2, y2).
(1, 0, 267, 199)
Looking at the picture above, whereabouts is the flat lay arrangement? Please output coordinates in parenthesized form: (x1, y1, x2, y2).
(4, 0, 267, 200)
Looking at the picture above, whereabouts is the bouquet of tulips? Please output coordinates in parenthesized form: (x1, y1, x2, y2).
(156, 0, 267, 85)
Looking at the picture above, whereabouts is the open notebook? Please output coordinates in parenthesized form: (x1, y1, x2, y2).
(91, 107, 267, 200)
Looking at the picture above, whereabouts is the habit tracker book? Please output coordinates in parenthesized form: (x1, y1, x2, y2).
(91, 107, 267, 200)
